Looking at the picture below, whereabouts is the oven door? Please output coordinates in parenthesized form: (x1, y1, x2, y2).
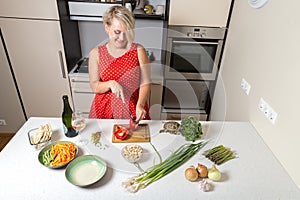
(162, 80, 210, 110)
(165, 38, 223, 80)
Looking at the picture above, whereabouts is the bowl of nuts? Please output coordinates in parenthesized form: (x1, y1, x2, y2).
(121, 144, 143, 163)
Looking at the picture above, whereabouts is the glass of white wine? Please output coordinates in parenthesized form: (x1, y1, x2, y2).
(72, 111, 88, 145)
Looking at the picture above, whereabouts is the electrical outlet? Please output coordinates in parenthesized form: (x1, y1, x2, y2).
(0, 119, 7, 126)
(241, 78, 251, 95)
(258, 98, 278, 124)
(258, 98, 266, 111)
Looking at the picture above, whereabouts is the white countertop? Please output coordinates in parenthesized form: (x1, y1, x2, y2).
(0, 117, 299, 199)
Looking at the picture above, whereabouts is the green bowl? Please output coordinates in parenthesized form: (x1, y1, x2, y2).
(65, 155, 107, 187)
(38, 141, 78, 169)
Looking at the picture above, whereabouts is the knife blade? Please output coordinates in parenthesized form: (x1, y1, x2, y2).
(123, 101, 134, 120)
(122, 101, 138, 131)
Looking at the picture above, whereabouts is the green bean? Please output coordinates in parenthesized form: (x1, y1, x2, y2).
(42, 149, 53, 165)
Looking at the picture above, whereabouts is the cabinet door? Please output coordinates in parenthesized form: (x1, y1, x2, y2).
(0, 18, 71, 117)
(0, 30, 26, 132)
(149, 83, 163, 120)
(0, 0, 59, 19)
(169, 0, 232, 27)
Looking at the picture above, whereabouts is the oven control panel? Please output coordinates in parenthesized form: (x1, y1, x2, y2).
(168, 25, 226, 39)
(187, 28, 207, 38)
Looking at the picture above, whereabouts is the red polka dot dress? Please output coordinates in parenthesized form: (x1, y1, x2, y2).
(88, 43, 150, 120)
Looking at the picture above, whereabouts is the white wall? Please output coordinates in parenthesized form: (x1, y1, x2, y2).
(211, 0, 300, 188)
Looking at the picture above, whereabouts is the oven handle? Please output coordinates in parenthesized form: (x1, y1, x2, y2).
(172, 40, 219, 45)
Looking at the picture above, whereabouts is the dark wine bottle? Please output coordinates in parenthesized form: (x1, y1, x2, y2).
(62, 95, 78, 138)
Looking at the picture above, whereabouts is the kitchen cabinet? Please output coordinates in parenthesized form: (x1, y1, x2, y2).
(68, 73, 94, 118)
(0, 18, 71, 118)
(148, 63, 164, 120)
(149, 83, 163, 120)
(0, 33, 26, 133)
(168, 0, 232, 27)
(0, 0, 72, 125)
(0, 0, 59, 19)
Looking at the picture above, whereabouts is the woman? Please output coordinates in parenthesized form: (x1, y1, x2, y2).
(88, 5, 151, 122)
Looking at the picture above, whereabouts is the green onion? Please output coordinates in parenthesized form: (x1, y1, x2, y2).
(122, 141, 207, 193)
(150, 142, 162, 164)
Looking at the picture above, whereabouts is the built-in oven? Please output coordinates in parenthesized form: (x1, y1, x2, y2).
(165, 26, 226, 80)
(162, 26, 226, 120)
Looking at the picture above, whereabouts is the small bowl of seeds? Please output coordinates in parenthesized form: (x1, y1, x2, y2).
(121, 144, 143, 163)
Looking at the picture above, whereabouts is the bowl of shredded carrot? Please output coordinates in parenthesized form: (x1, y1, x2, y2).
(38, 141, 78, 168)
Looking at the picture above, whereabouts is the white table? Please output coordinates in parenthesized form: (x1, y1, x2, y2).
(0, 117, 299, 200)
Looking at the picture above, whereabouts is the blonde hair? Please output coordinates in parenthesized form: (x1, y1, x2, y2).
(103, 5, 135, 44)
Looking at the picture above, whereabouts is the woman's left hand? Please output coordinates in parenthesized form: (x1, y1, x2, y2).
(135, 104, 147, 122)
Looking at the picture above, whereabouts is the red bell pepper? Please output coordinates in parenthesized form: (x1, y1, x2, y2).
(114, 125, 129, 140)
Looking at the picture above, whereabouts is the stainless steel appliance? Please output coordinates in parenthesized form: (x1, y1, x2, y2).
(161, 79, 211, 121)
(162, 26, 226, 120)
(68, 1, 122, 21)
(165, 26, 226, 80)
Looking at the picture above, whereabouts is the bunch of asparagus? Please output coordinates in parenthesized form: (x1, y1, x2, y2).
(203, 145, 236, 165)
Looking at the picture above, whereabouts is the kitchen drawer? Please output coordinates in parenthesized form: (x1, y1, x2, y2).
(69, 75, 89, 82)
(71, 81, 92, 93)
(72, 92, 94, 116)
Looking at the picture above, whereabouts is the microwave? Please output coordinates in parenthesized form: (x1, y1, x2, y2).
(68, 1, 122, 21)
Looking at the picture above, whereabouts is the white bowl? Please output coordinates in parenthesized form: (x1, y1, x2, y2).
(121, 144, 143, 163)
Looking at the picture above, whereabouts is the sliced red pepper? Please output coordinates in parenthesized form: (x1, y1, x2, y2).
(114, 125, 129, 140)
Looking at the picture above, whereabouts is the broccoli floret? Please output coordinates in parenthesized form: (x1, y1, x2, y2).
(180, 116, 202, 141)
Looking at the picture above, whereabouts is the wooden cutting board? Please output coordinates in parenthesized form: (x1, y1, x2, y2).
(112, 124, 150, 143)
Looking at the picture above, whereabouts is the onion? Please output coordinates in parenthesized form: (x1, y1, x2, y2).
(208, 165, 221, 181)
(185, 166, 198, 181)
(196, 163, 208, 178)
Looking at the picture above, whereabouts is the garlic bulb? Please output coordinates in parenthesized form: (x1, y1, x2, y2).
(199, 179, 211, 192)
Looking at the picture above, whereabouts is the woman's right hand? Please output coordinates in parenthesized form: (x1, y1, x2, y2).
(109, 80, 125, 103)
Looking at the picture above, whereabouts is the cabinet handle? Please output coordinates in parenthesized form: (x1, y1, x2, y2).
(73, 90, 94, 94)
(71, 79, 89, 83)
(58, 50, 66, 79)
(151, 83, 162, 86)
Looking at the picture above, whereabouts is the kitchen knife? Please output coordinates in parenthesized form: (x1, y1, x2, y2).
(123, 101, 138, 131)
